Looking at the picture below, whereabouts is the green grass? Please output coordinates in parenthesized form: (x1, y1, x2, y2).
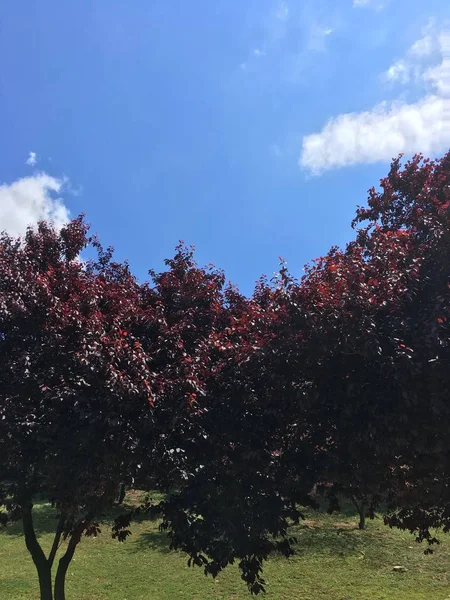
(1, 492, 450, 600)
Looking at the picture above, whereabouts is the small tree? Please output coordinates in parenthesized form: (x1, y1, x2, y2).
(0, 218, 155, 600)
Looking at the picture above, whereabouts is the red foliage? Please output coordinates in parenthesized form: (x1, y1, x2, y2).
(0, 218, 155, 511)
(3, 152, 450, 597)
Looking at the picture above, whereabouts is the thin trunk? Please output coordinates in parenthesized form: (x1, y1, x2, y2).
(116, 482, 126, 505)
(48, 516, 65, 567)
(22, 495, 92, 600)
(358, 508, 366, 530)
(53, 519, 87, 600)
(54, 554, 70, 600)
(351, 495, 367, 530)
(22, 501, 53, 600)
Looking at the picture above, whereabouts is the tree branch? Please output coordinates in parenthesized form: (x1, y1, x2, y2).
(48, 515, 66, 568)
(58, 511, 95, 566)
(21, 499, 48, 568)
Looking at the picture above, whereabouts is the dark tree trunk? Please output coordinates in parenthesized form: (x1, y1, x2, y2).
(53, 521, 85, 600)
(54, 556, 70, 600)
(22, 500, 54, 600)
(37, 563, 54, 600)
(358, 509, 366, 530)
(116, 482, 126, 505)
(21, 496, 90, 600)
(351, 495, 367, 530)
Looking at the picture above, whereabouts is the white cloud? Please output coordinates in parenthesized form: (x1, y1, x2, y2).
(0, 173, 70, 238)
(300, 96, 449, 174)
(26, 152, 37, 167)
(385, 60, 410, 84)
(410, 34, 434, 57)
(300, 28, 450, 174)
(253, 48, 265, 57)
(383, 22, 441, 84)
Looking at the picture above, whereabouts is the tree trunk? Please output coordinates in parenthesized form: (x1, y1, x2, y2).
(358, 508, 366, 530)
(351, 495, 367, 530)
(37, 562, 54, 600)
(53, 521, 86, 600)
(54, 556, 70, 600)
(116, 482, 126, 505)
(22, 500, 54, 600)
(22, 496, 90, 600)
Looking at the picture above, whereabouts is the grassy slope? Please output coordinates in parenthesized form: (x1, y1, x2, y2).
(1, 493, 450, 600)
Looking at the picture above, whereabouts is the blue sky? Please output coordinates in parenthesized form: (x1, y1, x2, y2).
(1, 0, 449, 294)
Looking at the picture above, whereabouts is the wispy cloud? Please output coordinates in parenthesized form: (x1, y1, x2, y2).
(275, 1, 289, 21)
(0, 173, 70, 237)
(26, 151, 37, 167)
(353, 0, 391, 9)
(271, 143, 283, 158)
(384, 60, 410, 84)
(237, 1, 335, 79)
(300, 26, 450, 175)
(383, 21, 440, 84)
(307, 25, 333, 52)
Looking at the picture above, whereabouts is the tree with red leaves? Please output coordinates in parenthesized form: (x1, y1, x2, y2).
(3, 151, 450, 599)
(350, 152, 450, 545)
(0, 226, 310, 597)
(294, 237, 408, 528)
(122, 249, 321, 594)
(126, 148, 450, 588)
(293, 152, 450, 536)
(0, 218, 155, 600)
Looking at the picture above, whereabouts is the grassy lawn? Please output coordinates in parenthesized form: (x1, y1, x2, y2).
(1, 492, 450, 600)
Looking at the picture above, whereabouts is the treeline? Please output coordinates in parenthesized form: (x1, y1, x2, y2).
(1, 153, 450, 600)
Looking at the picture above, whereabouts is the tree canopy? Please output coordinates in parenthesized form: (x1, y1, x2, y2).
(2, 152, 450, 599)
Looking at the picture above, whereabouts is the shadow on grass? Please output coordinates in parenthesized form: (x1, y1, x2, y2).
(308, 497, 376, 519)
(290, 521, 375, 559)
(2, 492, 381, 565)
(129, 522, 375, 567)
(129, 503, 378, 561)
(132, 530, 173, 554)
(1, 494, 159, 538)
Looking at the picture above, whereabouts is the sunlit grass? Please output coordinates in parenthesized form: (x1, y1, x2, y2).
(1, 492, 450, 599)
